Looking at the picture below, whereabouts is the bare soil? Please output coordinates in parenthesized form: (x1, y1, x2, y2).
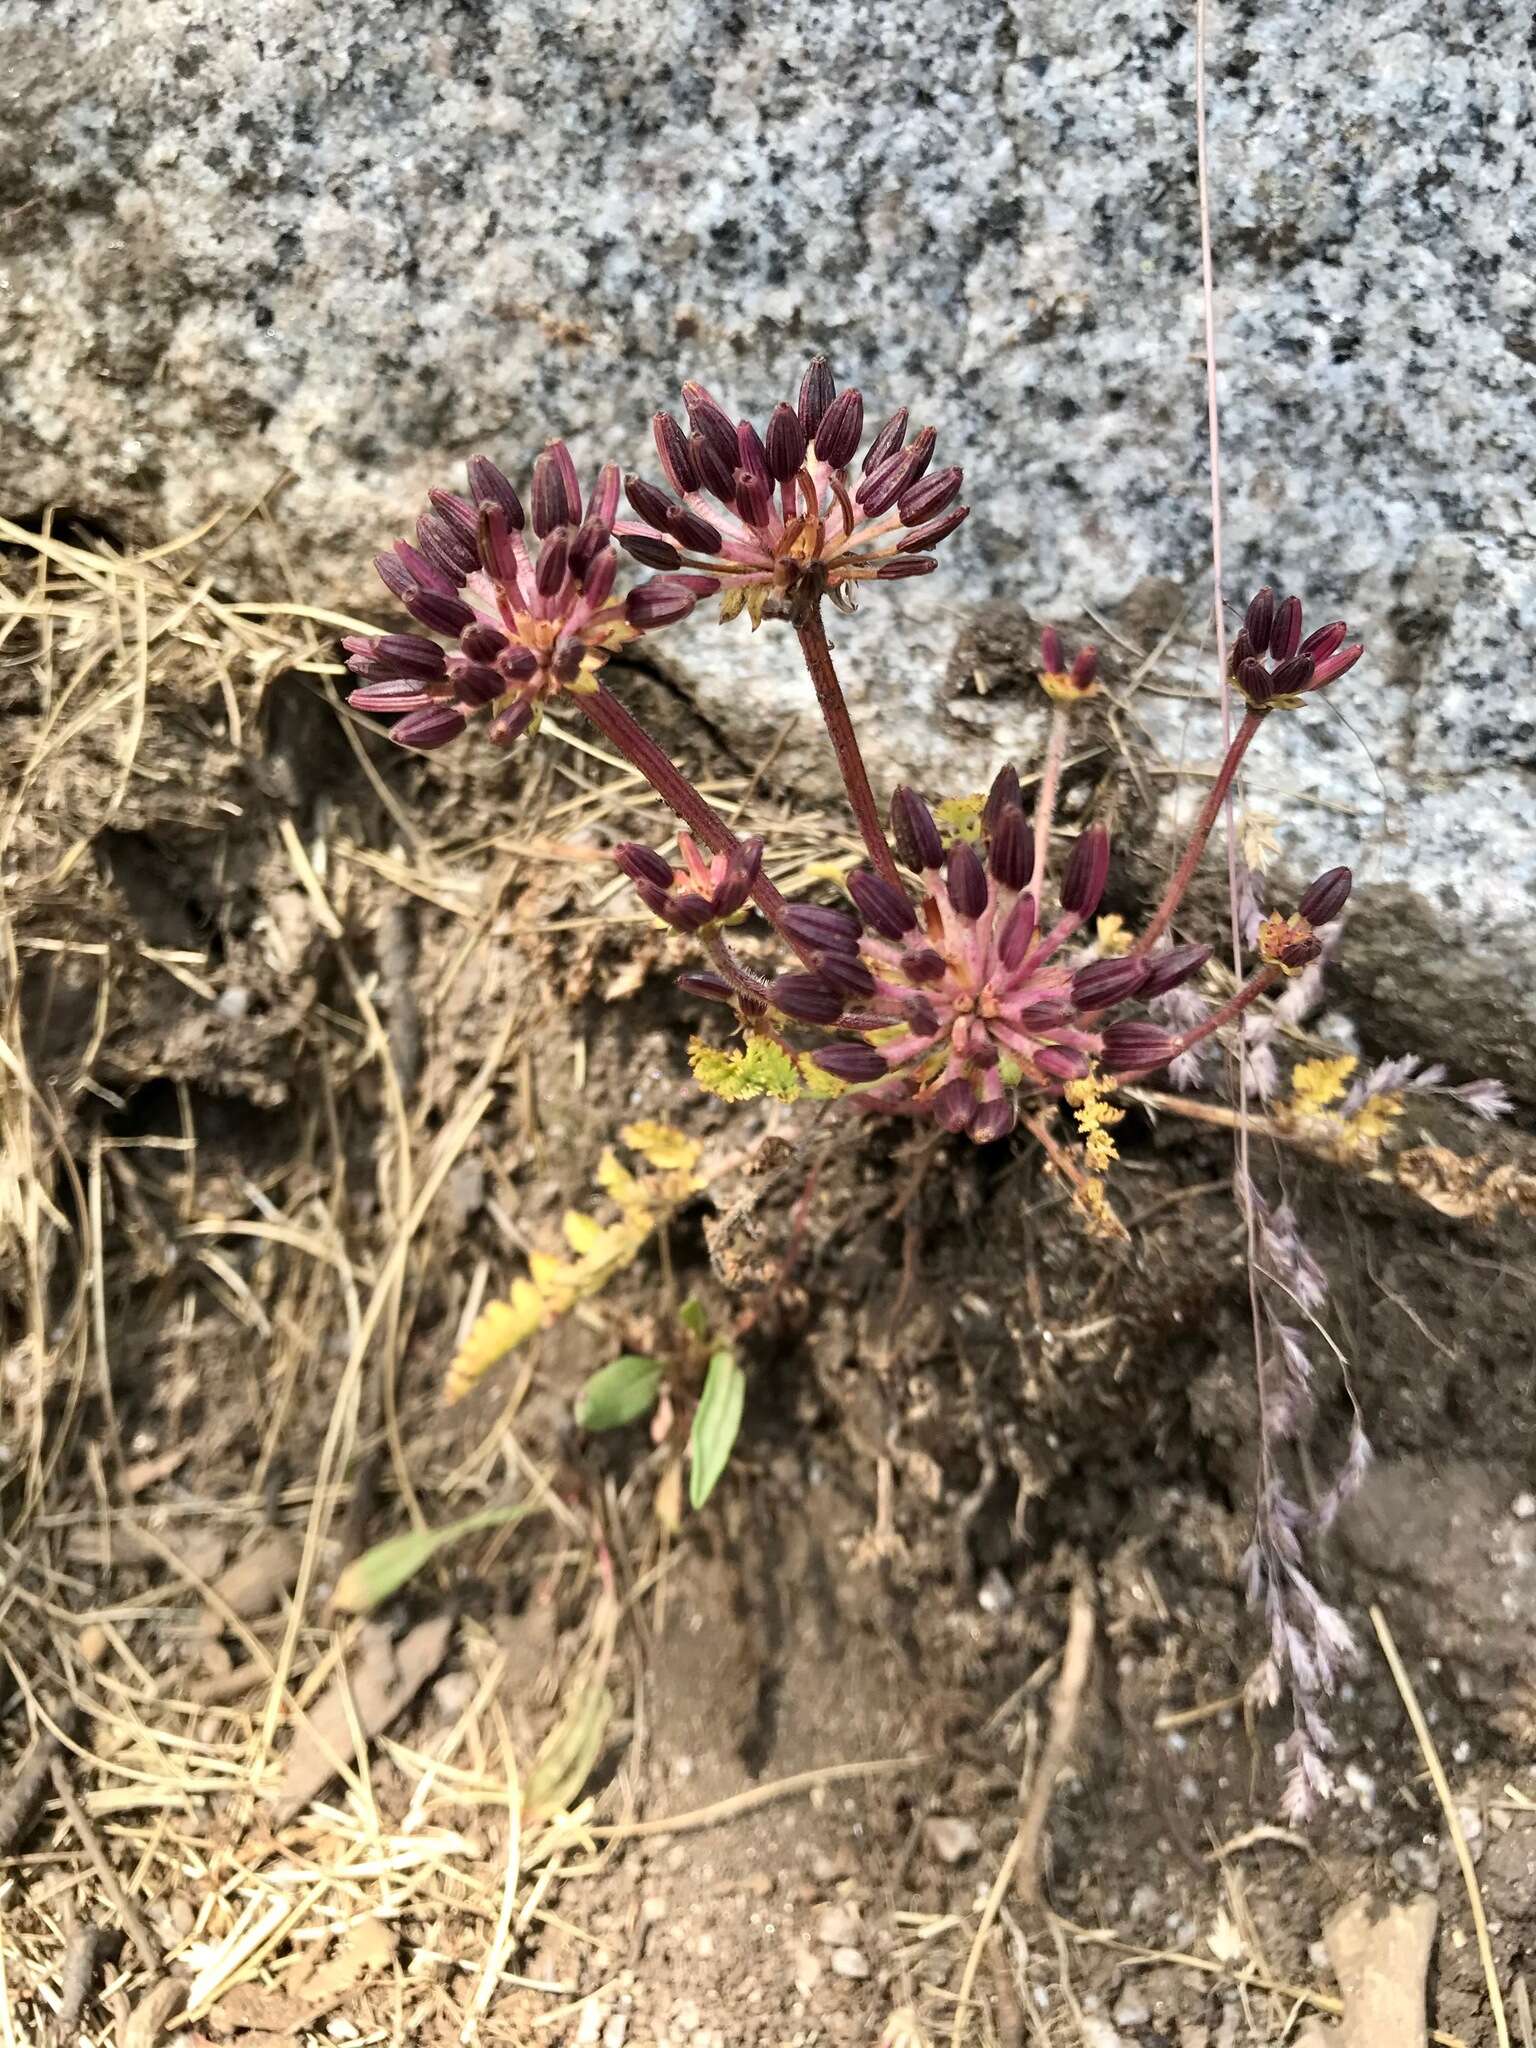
(3, 522, 1534, 2046)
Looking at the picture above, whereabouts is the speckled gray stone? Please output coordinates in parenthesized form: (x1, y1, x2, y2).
(6, 0, 1534, 1044)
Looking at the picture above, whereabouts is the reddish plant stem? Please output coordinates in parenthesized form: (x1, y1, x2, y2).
(1131, 708, 1265, 957)
(578, 683, 818, 964)
(1106, 961, 1281, 1086)
(1029, 705, 1070, 903)
(702, 930, 774, 1006)
(794, 605, 903, 889)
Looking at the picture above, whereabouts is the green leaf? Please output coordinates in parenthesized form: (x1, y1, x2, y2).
(576, 1354, 663, 1431)
(689, 1349, 745, 1510)
(677, 1297, 710, 1343)
(331, 1503, 535, 1614)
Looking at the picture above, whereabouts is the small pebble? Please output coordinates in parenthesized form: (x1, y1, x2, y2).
(923, 1816, 980, 1865)
(977, 1567, 1014, 1614)
(830, 1946, 870, 1980)
(816, 1904, 862, 1949)
(1390, 1841, 1441, 1891)
(1113, 1988, 1151, 2027)
(1513, 1492, 1536, 1520)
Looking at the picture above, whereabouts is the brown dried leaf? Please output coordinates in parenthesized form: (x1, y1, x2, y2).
(204, 1531, 302, 1626)
(270, 1613, 453, 1825)
(121, 1977, 188, 2048)
(1394, 1143, 1536, 1223)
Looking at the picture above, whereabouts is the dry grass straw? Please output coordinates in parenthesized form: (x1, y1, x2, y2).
(0, 504, 854, 2039)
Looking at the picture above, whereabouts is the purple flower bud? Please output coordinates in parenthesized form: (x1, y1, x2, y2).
(535, 531, 570, 597)
(622, 533, 683, 571)
(614, 842, 676, 891)
(906, 996, 941, 1036)
(1271, 594, 1303, 662)
(625, 475, 676, 530)
(675, 572, 723, 597)
(861, 407, 909, 475)
(813, 1042, 890, 1084)
(782, 903, 864, 954)
(733, 468, 774, 531)
(897, 465, 963, 528)
(813, 388, 864, 470)
(678, 972, 736, 1007)
(488, 699, 534, 747)
(1040, 626, 1064, 674)
(1297, 619, 1348, 662)
(690, 430, 736, 502)
(1243, 586, 1276, 657)
(392, 538, 459, 596)
(995, 894, 1037, 971)
(467, 455, 525, 530)
(569, 515, 612, 579)
(984, 762, 1023, 829)
(453, 663, 506, 708)
(682, 382, 740, 470)
(530, 448, 574, 537)
(582, 549, 617, 608)
(945, 842, 988, 920)
(1035, 1045, 1090, 1082)
(735, 419, 770, 487)
(348, 679, 437, 713)
(1061, 825, 1110, 919)
(626, 577, 700, 629)
(416, 512, 478, 583)
(875, 556, 938, 580)
(1297, 866, 1352, 926)
(855, 449, 913, 518)
(1226, 630, 1253, 678)
(759, 402, 804, 484)
(373, 632, 447, 680)
(987, 804, 1032, 892)
(403, 588, 477, 636)
(711, 837, 764, 918)
(496, 645, 539, 683)
(666, 892, 718, 933)
(847, 868, 918, 940)
(429, 488, 481, 548)
(1138, 942, 1211, 998)
(478, 502, 520, 585)
(903, 506, 970, 551)
(770, 972, 845, 1025)
(900, 424, 936, 486)
(903, 947, 947, 985)
(1101, 1021, 1177, 1073)
(392, 704, 467, 750)
(1269, 654, 1316, 697)
(589, 462, 620, 529)
(1071, 956, 1151, 1009)
(373, 550, 419, 603)
(667, 505, 723, 554)
(1238, 656, 1281, 706)
(653, 411, 699, 495)
(930, 1078, 977, 1134)
(1071, 644, 1098, 690)
(1311, 642, 1363, 687)
(971, 1097, 1016, 1144)
(816, 951, 876, 1000)
(797, 355, 836, 439)
(890, 787, 943, 872)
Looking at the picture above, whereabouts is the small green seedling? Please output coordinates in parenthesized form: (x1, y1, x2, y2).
(575, 1295, 745, 1512)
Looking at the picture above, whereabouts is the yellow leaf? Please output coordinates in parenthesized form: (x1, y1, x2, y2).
(1094, 913, 1134, 957)
(596, 1147, 647, 1216)
(1289, 1055, 1356, 1115)
(562, 1208, 608, 1256)
(528, 1249, 577, 1299)
(620, 1121, 702, 1175)
(443, 1285, 545, 1405)
(805, 856, 859, 887)
(688, 1034, 805, 1103)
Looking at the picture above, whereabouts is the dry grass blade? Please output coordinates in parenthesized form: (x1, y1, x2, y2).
(1372, 1604, 1511, 2048)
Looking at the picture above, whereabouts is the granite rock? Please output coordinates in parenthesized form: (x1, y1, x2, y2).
(5, 0, 1533, 1043)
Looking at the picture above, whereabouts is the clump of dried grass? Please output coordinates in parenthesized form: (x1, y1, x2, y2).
(1, 506, 835, 2039)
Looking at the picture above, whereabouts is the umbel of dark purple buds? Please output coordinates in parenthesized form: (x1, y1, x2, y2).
(345, 445, 721, 750)
(616, 356, 967, 621)
(1230, 587, 1363, 712)
(616, 833, 763, 934)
